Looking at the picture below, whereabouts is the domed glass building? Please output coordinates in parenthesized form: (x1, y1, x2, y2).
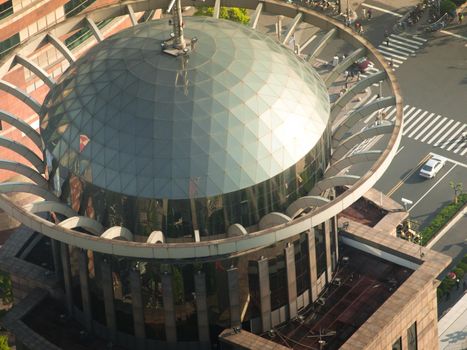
(41, 17, 331, 239)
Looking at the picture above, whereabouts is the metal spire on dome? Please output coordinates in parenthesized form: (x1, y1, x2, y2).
(168, 0, 186, 49)
(162, 0, 197, 56)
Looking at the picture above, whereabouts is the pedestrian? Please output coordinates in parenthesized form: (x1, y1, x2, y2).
(360, 24, 364, 34)
(389, 57, 393, 67)
(362, 8, 366, 19)
(386, 37, 390, 46)
(344, 70, 350, 81)
(459, 12, 464, 24)
(456, 278, 460, 290)
(357, 71, 361, 80)
(368, 8, 372, 20)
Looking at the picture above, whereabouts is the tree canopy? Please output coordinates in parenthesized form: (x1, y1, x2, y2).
(194, 7, 250, 24)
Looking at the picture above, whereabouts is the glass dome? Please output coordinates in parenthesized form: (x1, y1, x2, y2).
(41, 17, 330, 201)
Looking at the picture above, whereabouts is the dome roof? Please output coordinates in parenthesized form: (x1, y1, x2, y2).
(41, 17, 330, 200)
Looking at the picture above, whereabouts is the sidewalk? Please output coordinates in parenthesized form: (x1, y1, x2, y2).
(438, 291, 467, 350)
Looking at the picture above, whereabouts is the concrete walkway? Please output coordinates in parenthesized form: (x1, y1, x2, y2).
(439, 291, 467, 350)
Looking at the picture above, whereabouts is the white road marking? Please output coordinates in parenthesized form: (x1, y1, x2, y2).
(439, 30, 467, 41)
(442, 126, 466, 149)
(408, 163, 457, 212)
(402, 106, 418, 124)
(390, 34, 426, 45)
(434, 121, 460, 147)
(402, 109, 424, 135)
(413, 113, 438, 140)
(379, 45, 411, 56)
(453, 141, 466, 154)
(412, 35, 428, 42)
(430, 152, 467, 168)
(377, 48, 408, 60)
(427, 119, 454, 144)
(387, 42, 416, 53)
(404, 110, 428, 136)
(407, 111, 431, 138)
(362, 3, 403, 17)
(387, 38, 421, 50)
(420, 116, 446, 142)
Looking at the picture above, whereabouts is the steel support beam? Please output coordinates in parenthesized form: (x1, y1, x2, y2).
(24, 200, 76, 218)
(213, 0, 221, 19)
(309, 175, 360, 196)
(250, 2, 263, 29)
(0, 160, 47, 188)
(332, 96, 396, 146)
(326, 150, 383, 177)
(331, 71, 387, 121)
(0, 80, 41, 114)
(0, 182, 56, 201)
(47, 33, 76, 63)
(325, 47, 366, 87)
(0, 136, 44, 172)
(85, 17, 104, 42)
(307, 28, 336, 62)
(286, 196, 330, 218)
(126, 4, 138, 26)
(331, 123, 394, 162)
(282, 12, 302, 45)
(59, 216, 104, 235)
(297, 34, 317, 55)
(14, 54, 55, 88)
(0, 110, 42, 149)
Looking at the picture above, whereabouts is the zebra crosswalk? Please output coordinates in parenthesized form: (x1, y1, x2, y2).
(363, 96, 466, 156)
(376, 34, 427, 69)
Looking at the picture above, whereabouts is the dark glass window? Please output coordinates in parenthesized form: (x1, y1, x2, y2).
(269, 256, 288, 310)
(408, 322, 417, 350)
(64, 0, 96, 18)
(294, 234, 310, 296)
(315, 224, 327, 277)
(0, 33, 19, 59)
(392, 337, 402, 350)
(0, 0, 12, 20)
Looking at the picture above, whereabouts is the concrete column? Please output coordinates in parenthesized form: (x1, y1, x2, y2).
(129, 268, 146, 343)
(307, 230, 318, 302)
(78, 249, 93, 332)
(51, 238, 62, 278)
(100, 258, 117, 341)
(60, 242, 73, 315)
(258, 257, 271, 332)
(285, 244, 297, 319)
(194, 271, 210, 344)
(324, 220, 333, 282)
(227, 267, 241, 327)
(161, 272, 177, 343)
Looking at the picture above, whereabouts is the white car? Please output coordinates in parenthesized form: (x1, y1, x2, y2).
(419, 156, 446, 179)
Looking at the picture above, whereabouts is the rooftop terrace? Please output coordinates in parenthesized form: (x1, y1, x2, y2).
(264, 245, 413, 349)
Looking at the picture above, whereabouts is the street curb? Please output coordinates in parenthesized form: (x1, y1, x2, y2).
(426, 203, 467, 249)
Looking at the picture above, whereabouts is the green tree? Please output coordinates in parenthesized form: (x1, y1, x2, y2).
(440, 0, 457, 16)
(0, 272, 12, 305)
(194, 7, 250, 24)
(449, 181, 463, 204)
(0, 335, 10, 350)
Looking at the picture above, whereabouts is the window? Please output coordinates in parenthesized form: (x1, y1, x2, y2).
(407, 322, 418, 350)
(392, 337, 402, 350)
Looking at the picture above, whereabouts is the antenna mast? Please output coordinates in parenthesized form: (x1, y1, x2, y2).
(163, 0, 197, 56)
